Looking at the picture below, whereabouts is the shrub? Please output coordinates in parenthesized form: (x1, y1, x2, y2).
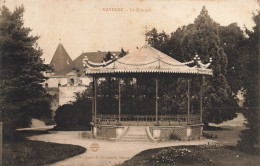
(53, 94, 92, 130)
(169, 132, 181, 141)
(54, 104, 77, 129)
(203, 131, 218, 139)
(80, 131, 93, 138)
(151, 147, 210, 164)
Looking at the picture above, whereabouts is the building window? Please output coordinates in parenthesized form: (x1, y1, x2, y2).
(58, 83, 61, 87)
(45, 83, 48, 88)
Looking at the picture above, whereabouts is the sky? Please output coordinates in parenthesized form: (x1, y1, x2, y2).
(2, 0, 259, 63)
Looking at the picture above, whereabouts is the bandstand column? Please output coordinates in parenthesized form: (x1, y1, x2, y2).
(94, 77, 97, 124)
(92, 77, 95, 122)
(155, 78, 158, 125)
(187, 78, 190, 124)
(118, 78, 121, 123)
(200, 75, 205, 123)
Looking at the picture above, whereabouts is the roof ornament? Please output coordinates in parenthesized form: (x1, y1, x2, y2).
(82, 54, 119, 69)
(192, 54, 212, 69)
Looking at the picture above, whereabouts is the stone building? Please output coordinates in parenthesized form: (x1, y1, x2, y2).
(58, 71, 86, 105)
(44, 43, 122, 109)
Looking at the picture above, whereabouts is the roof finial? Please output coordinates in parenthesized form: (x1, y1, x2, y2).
(145, 25, 148, 42)
(59, 38, 61, 44)
(142, 25, 150, 46)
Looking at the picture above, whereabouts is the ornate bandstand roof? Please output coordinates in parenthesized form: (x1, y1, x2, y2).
(83, 43, 213, 76)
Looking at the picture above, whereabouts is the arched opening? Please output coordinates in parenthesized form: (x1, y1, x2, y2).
(70, 78, 74, 85)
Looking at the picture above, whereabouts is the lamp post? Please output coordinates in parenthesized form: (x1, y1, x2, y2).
(155, 78, 159, 125)
(118, 78, 121, 123)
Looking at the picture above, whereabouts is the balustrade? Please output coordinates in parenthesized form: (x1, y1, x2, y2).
(96, 114, 201, 125)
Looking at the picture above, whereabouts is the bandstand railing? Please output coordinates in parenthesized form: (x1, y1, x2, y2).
(96, 114, 201, 126)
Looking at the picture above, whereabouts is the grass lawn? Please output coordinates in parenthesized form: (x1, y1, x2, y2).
(3, 131, 86, 166)
(203, 125, 247, 146)
(121, 145, 260, 166)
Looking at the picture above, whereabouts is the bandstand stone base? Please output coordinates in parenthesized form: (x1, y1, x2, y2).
(92, 125, 126, 141)
(149, 124, 203, 141)
(92, 123, 203, 141)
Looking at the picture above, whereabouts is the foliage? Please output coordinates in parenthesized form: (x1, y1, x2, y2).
(54, 104, 77, 129)
(73, 90, 92, 126)
(202, 131, 218, 139)
(219, 23, 247, 95)
(146, 28, 169, 52)
(122, 145, 260, 166)
(238, 10, 260, 152)
(0, 5, 52, 139)
(151, 147, 210, 164)
(169, 132, 181, 141)
(103, 49, 127, 62)
(3, 139, 86, 166)
(96, 77, 119, 115)
(54, 91, 92, 130)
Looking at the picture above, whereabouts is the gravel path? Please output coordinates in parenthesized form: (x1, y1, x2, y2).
(29, 132, 215, 166)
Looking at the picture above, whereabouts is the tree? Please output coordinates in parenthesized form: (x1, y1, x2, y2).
(166, 27, 188, 61)
(219, 23, 247, 95)
(238, 11, 259, 152)
(146, 28, 170, 52)
(188, 7, 236, 125)
(0, 5, 52, 139)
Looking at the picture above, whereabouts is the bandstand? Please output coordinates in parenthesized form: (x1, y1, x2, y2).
(82, 43, 213, 141)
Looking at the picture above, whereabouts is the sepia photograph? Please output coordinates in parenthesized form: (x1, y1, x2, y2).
(0, 0, 259, 165)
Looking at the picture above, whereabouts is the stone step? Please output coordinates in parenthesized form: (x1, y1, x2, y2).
(122, 135, 148, 139)
(120, 138, 150, 142)
(119, 126, 150, 142)
(127, 131, 146, 135)
(127, 127, 146, 130)
(125, 133, 147, 136)
(127, 130, 146, 133)
(127, 129, 147, 132)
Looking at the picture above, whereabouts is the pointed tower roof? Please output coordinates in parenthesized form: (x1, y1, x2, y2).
(50, 43, 72, 72)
